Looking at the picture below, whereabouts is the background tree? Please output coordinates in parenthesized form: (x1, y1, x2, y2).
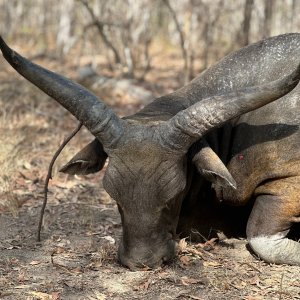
(263, 0, 274, 38)
(0, 0, 299, 80)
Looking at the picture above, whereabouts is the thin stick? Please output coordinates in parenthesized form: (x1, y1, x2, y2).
(279, 272, 284, 300)
(37, 122, 83, 242)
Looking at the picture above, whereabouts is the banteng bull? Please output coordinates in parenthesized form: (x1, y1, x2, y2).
(1, 33, 299, 269)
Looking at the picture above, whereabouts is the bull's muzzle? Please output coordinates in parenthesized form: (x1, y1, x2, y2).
(117, 238, 176, 270)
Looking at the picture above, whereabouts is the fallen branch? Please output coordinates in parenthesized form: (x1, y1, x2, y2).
(37, 122, 83, 242)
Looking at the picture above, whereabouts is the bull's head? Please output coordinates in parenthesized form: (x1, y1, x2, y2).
(1, 37, 299, 269)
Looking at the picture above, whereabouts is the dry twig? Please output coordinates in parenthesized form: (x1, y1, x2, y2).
(37, 122, 83, 242)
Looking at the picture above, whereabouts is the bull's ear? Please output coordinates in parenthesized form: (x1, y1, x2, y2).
(60, 139, 107, 175)
(192, 141, 236, 189)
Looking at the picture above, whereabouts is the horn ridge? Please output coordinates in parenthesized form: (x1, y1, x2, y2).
(159, 62, 300, 151)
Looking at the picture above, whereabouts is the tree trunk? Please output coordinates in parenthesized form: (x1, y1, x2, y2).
(56, 0, 75, 56)
(239, 0, 254, 46)
(263, 0, 274, 38)
(162, 0, 189, 84)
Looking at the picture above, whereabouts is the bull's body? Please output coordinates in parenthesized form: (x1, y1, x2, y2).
(1, 33, 299, 268)
(129, 33, 300, 265)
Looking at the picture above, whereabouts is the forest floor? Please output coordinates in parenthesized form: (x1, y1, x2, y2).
(0, 48, 299, 300)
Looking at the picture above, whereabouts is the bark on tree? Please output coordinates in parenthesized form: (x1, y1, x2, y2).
(239, 0, 254, 46)
(57, 0, 75, 55)
(162, 0, 189, 84)
(263, 0, 274, 38)
(79, 0, 121, 64)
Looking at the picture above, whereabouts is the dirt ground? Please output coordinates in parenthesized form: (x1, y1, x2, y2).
(0, 50, 299, 300)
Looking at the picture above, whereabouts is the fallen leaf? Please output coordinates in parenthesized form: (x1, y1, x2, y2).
(203, 261, 222, 267)
(23, 162, 32, 170)
(14, 285, 30, 289)
(50, 179, 78, 189)
(101, 235, 115, 244)
(197, 238, 218, 251)
(51, 292, 61, 300)
(249, 275, 260, 286)
(177, 238, 188, 253)
(290, 281, 300, 287)
(135, 278, 152, 290)
(18, 273, 26, 283)
(52, 246, 66, 254)
(181, 276, 201, 286)
(19, 170, 39, 182)
(15, 177, 27, 187)
(190, 295, 205, 300)
(186, 247, 204, 259)
(29, 260, 42, 265)
(7, 246, 16, 250)
(29, 291, 52, 300)
(92, 291, 107, 300)
(179, 255, 191, 265)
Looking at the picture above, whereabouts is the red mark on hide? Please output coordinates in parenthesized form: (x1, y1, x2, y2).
(238, 154, 244, 160)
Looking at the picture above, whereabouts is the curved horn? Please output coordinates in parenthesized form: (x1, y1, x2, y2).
(0, 36, 124, 149)
(158, 63, 300, 151)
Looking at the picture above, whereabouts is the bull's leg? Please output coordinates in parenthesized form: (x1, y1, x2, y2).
(246, 193, 300, 266)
